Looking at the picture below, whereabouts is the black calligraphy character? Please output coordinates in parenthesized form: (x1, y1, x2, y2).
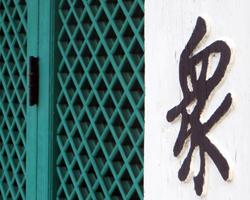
(167, 17, 233, 196)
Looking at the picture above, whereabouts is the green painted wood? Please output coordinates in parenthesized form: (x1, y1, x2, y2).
(0, 0, 28, 199)
(26, 0, 39, 199)
(36, 0, 60, 200)
(1, 1, 144, 199)
(56, 0, 144, 199)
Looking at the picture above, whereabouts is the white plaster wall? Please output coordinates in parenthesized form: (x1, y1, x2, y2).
(145, 0, 250, 199)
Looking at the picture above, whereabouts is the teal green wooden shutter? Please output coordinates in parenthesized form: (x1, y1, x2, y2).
(0, 0, 27, 199)
(56, 0, 144, 199)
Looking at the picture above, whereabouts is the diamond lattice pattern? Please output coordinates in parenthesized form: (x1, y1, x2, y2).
(57, 0, 144, 199)
(0, 0, 27, 199)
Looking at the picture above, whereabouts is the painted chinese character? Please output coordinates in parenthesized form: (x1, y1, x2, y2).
(167, 17, 233, 196)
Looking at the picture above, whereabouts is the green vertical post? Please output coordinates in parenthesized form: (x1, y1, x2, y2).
(37, 0, 60, 199)
(27, 0, 39, 199)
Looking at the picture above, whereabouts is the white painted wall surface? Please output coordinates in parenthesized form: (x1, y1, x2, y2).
(145, 0, 250, 199)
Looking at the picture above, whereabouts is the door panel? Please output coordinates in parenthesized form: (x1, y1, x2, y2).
(0, 0, 27, 199)
(56, 0, 144, 199)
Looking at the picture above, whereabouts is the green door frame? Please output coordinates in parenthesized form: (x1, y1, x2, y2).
(26, 0, 39, 199)
(27, 0, 60, 199)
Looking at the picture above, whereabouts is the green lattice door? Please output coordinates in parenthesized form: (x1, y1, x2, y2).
(0, 0, 144, 199)
(0, 0, 28, 199)
(56, 0, 144, 199)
